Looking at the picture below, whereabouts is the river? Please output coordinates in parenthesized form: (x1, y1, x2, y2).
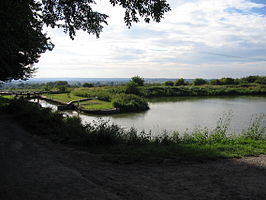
(33, 96, 266, 135)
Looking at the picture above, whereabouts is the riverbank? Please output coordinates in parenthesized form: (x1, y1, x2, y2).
(1, 98, 266, 162)
(71, 84, 266, 99)
(0, 111, 265, 200)
(43, 92, 149, 114)
(30, 83, 266, 115)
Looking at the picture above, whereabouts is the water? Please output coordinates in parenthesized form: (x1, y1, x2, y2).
(33, 96, 266, 135)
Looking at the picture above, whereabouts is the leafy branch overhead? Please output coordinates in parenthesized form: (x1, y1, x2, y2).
(42, 0, 171, 39)
(0, 0, 171, 81)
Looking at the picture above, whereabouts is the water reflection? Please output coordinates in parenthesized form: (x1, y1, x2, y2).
(33, 96, 266, 135)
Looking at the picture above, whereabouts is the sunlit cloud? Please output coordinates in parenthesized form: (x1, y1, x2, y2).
(36, 0, 266, 78)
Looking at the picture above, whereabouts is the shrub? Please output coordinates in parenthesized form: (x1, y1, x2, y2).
(57, 85, 67, 92)
(174, 78, 185, 86)
(255, 76, 266, 85)
(240, 76, 260, 84)
(220, 77, 236, 85)
(242, 114, 266, 140)
(112, 94, 149, 112)
(209, 79, 221, 85)
(125, 81, 140, 95)
(83, 83, 94, 87)
(193, 78, 207, 85)
(131, 76, 145, 86)
(164, 81, 174, 86)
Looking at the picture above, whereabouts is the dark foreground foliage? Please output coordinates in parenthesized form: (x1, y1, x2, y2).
(2, 99, 266, 162)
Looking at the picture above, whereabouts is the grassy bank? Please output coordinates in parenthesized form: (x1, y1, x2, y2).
(38, 83, 266, 114)
(44, 93, 85, 103)
(44, 93, 115, 110)
(57, 84, 266, 101)
(139, 85, 266, 97)
(1, 98, 265, 162)
(76, 99, 114, 110)
(45, 87, 149, 112)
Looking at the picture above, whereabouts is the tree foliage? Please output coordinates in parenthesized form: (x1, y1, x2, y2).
(164, 81, 174, 86)
(0, 0, 170, 82)
(112, 94, 149, 112)
(131, 76, 145, 86)
(83, 83, 94, 87)
(193, 78, 208, 86)
(125, 81, 140, 95)
(174, 78, 185, 86)
(220, 77, 235, 85)
(0, 1, 53, 82)
(209, 79, 221, 85)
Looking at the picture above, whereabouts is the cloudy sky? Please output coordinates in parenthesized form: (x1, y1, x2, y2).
(35, 0, 266, 79)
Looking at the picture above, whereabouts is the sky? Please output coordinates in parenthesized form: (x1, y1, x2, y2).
(35, 0, 266, 79)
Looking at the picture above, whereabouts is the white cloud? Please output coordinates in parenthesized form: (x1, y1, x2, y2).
(36, 0, 266, 78)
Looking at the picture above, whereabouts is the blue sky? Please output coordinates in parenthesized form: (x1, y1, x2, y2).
(36, 0, 266, 78)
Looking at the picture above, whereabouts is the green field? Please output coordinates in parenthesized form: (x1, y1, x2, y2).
(77, 99, 114, 110)
(44, 93, 86, 103)
(44, 93, 114, 110)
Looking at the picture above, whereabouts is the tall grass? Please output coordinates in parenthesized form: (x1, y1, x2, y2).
(5, 99, 265, 144)
(242, 114, 266, 140)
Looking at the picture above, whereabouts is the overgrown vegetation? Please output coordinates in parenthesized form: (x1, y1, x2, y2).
(77, 99, 114, 110)
(112, 94, 149, 112)
(139, 85, 266, 97)
(67, 76, 266, 100)
(1, 99, 265, 162)
(1, 75, 266, 113)
(45, 93, 86, 103)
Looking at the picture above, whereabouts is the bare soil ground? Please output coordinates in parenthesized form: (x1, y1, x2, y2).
(0, 112, 265, 200)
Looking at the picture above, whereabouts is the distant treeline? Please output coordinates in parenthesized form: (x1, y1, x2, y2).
(1, 75, 265, 90)
(163, 75, 266, 86)
(139, 85, 266, 97)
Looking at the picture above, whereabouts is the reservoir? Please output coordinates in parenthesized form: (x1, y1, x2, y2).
(35, 96, 266, 135)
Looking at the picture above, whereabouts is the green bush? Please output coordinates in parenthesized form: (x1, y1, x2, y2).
(242, 114, 266, 140)
(240, 76, 260, 84)
(255, 76, 266, 85)
(83, 83, 94, 87)
(193, 78, 207, 85)
(209, 79, 221, 85)
(220, 77, 236, 85)
(164, 81, 174, 86)
(112, 94, 149, 112)
(125, 81, 140, 95)
(131, 76, 145, 86)
(174, 78, 185, 86)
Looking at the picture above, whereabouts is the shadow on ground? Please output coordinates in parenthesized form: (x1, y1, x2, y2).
(0, 112, 265, 200)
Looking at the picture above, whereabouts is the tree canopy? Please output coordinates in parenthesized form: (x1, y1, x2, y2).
(0, 0, 170, 82)
(131, 76, 145, 86)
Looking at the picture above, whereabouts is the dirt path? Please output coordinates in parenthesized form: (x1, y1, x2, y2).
(0, 112, 265, 200)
